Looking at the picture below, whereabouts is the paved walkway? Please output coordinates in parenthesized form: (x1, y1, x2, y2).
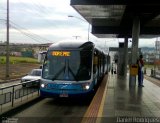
(100, 73, 160, 123)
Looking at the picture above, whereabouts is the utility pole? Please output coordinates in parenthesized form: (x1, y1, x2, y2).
(6, 0, 10, 78)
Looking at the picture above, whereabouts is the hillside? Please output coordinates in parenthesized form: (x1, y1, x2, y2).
(140, 47, 155, 53)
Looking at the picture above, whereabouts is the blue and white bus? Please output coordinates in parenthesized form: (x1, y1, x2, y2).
(40, 40, 109, 98)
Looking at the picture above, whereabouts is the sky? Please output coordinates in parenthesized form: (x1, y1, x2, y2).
(0, 0, 158, 48)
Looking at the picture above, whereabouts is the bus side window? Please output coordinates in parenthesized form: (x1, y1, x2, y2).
(93, 56, 98, 74)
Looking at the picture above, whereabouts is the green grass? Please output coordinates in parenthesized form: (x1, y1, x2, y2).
(144, 64, 154, 68)
(0, 56, 39, 64)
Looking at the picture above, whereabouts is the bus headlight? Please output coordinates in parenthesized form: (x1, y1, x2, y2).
(82, 83, 90, 90)
(85, 85, 90, 90)
(41, 84, 45, 88)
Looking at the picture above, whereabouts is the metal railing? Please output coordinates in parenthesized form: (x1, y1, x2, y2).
(0, 79, 40, 115)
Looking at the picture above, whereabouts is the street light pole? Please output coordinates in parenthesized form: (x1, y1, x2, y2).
(68, 15, 90, 41)
(6, 0, 10, 78)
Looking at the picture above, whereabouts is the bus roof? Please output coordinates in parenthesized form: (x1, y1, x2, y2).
(48, 40, 94, 50)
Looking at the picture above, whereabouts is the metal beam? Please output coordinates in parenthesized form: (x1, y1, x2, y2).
(109, 47, 141, 52)
(71, 0, 160, 5)
(92, 26, 131, 34)
(92, 26, 160, 35)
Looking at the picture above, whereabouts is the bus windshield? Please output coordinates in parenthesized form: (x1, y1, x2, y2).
(42, 50, 92, 81)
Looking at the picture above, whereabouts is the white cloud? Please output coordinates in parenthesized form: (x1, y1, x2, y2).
(43, 15, 68, 21)
(139, 38, 156, 47)
(0, 0, 158, 48)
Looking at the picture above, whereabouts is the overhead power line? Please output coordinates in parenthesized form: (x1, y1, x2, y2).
(0, 0, 57, 44)
(0, 18, 52, 43)
(11, 24, 45, 44)
(10, 21, 51, 42)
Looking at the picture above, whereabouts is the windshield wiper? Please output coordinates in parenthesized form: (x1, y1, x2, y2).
(51, 59, 78, 81)
(63, 59, 78, 81)
(52, 66, 65, 81)
(68, 66, 78, 81)
(67, 61, 78, 81)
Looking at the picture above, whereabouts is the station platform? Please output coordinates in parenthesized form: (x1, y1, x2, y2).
(98, 74, 160, 123)
(1, 72, 160, 123)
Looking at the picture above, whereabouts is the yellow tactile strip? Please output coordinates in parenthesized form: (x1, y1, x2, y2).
(81, 75, 108, 123)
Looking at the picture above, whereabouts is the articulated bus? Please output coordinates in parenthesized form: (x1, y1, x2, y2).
(40, 40, 110, 98)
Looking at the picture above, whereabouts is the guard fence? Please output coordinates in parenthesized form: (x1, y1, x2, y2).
(0, 80, 40, 115)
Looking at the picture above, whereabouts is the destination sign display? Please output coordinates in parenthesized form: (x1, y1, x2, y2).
(51, 51, 70, 56)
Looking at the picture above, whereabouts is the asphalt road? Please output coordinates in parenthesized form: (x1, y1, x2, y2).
(0, 76, 106, 123)
(0, 80, 92, 123)
(7, 97, 92, 123)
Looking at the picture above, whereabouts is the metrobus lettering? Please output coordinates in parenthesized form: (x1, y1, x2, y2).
(52, 51, 70, 56)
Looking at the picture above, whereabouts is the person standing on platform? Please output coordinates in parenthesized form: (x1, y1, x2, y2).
(111, 63, 113, 74)
(138, 55, 144, 87)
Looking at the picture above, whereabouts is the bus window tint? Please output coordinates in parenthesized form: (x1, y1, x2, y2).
(76, 50, 92, 80)
(42, 50, 92, 81)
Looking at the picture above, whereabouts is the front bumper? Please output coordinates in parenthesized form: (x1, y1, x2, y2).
(40, 88, 94, 98)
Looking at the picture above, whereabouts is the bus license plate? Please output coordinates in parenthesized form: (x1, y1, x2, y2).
(59, 93, 68, 97)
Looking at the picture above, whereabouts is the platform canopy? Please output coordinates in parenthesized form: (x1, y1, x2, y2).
(70, 0, 160, 38)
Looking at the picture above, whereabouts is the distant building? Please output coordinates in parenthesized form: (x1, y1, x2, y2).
(11, 52, 22, 57)
(38, 51, 46, 63)
(143, 53, 155, 64)
(155, 39, 160, 59)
